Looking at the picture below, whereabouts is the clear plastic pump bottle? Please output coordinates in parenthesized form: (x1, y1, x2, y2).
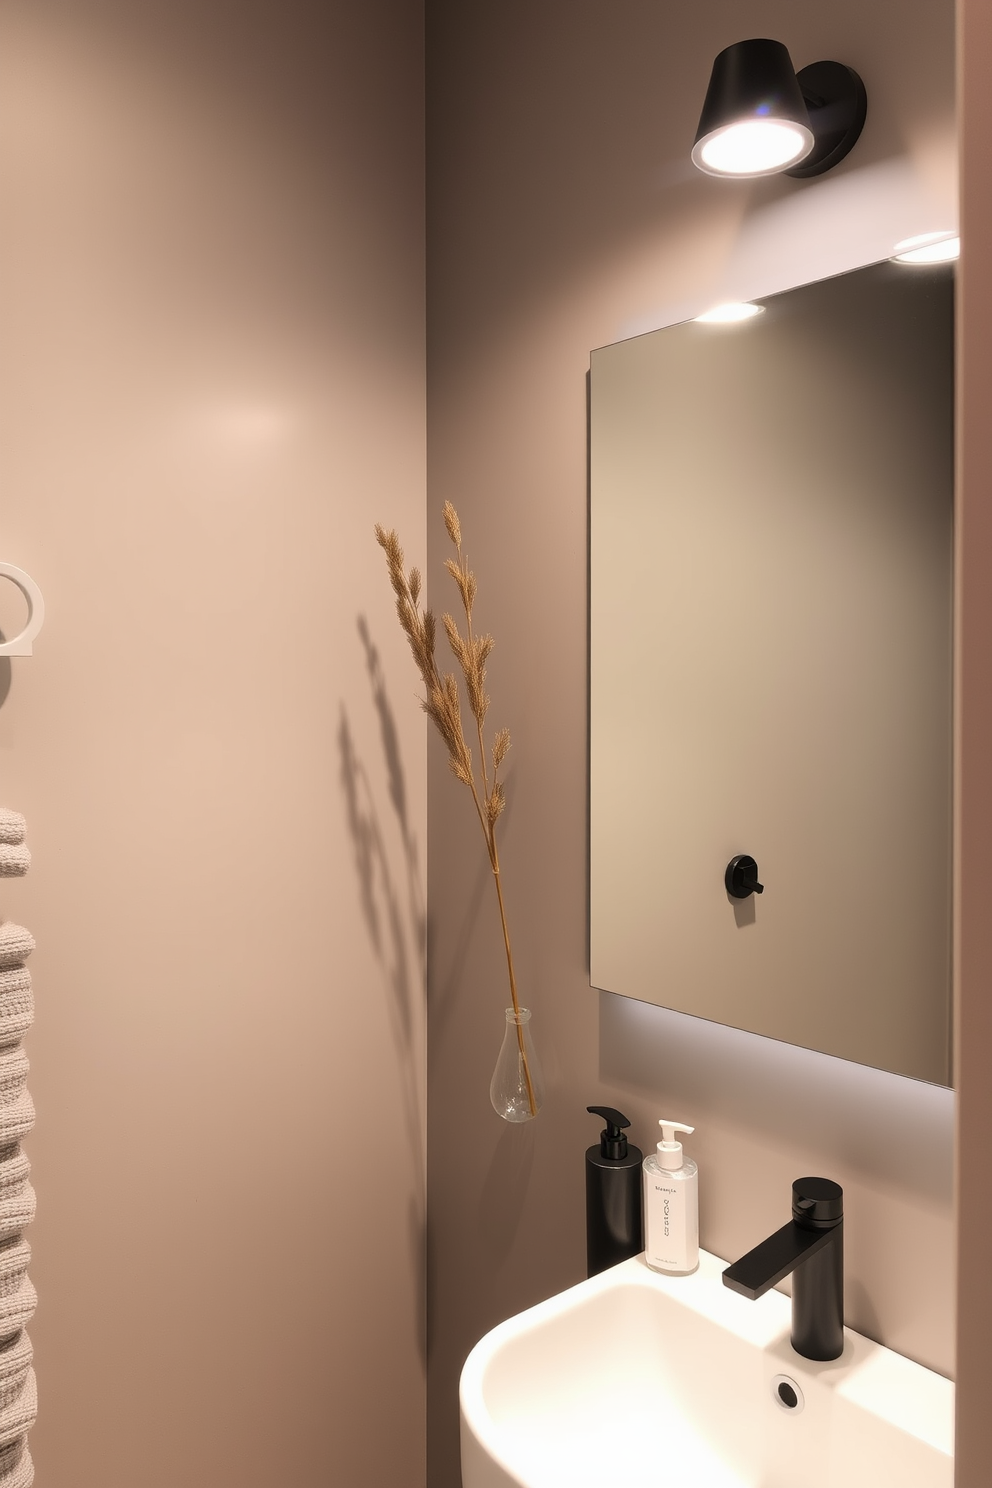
(643, 1119, 699, 1275)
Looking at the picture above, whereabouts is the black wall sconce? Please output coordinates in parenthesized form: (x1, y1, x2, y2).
(692, 38, 867, 180)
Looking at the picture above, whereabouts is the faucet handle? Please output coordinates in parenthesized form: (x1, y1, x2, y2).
(792, 1177, 843, 1228)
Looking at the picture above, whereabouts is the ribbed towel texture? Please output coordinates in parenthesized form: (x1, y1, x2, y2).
(0, 1187, 35, 1250)
(0, 1337, 31, 1418)
(0, 1243, 30, 1303)
(0, 811, 37, 1487)
(0, 1282, 34, 1350)
(0, 1373, 34, 1449)
(0, 1101, 33, 1156)
(0, 1439, 31, 1488)
(0, 930, 33, 971)
(0, 988, 31, 1055)
(0, 1055, 28, 1110)
(0, 930, 34, 1061)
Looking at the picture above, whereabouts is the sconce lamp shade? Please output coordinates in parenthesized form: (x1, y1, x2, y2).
(692, 40, 867, 180)
(692, 39, 814, 178)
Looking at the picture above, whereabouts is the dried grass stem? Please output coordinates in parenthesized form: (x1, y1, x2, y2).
(375, 504, 535, 1115)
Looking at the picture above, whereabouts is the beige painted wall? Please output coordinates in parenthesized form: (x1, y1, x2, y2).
(0, 3, 426, 1484)
(953, 0, 992, 1481)
(426, 1, 956, 1483)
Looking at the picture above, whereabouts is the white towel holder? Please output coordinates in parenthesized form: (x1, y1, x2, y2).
(0, 566, 44, 657)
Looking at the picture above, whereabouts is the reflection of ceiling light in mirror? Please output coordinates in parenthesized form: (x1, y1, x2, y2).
(694, 303, 765, 324)
(892, 232, 960, 264)
(693, 119, 812, 177)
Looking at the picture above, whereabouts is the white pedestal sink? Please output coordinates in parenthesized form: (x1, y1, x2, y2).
(460, 1250, 953, 1488)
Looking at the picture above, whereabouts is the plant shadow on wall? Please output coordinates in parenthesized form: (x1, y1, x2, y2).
(338, 617, 427, 1362)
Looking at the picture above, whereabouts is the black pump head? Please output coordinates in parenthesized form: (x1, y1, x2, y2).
(587, 1105, 631, 1159)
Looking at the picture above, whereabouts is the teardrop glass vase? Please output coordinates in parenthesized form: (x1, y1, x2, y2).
(490, 1007, 545, 1122)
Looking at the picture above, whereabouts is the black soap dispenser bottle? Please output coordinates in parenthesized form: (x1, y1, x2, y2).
(585, 1106, 644, 1277)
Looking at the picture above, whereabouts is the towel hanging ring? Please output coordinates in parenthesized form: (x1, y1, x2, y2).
(0, 565, 45, 657)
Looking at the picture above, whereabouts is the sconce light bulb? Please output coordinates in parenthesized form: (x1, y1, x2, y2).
(892, 232, 960, 264)
(694, 302, 765, 324)
(692, 118, 813, 178)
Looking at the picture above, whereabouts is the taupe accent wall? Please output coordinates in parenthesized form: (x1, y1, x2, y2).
(426, 2, 956, 1484)
(954, 0, 992, 1481)
(0, 3, 426, 1484)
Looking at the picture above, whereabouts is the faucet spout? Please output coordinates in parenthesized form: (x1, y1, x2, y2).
(722, 1216, 834, 1298)
(722, 1177, 844, 1361)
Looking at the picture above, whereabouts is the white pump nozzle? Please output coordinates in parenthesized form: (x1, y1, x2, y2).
(657, 1119, 694, 1170)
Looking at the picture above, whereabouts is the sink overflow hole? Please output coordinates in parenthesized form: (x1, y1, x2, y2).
(771, 1374, 805, 1413)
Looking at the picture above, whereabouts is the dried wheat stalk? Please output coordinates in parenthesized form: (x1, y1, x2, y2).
(375, 503, 536, 1116)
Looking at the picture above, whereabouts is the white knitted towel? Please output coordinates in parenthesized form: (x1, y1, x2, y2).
(0, 1438, 31, 1488)
(0, 1282, 35, 1346)
(0, 974, 31, 1052)
(0, 1057, 27, 1112)
(0, 1153, 34, 1249)
(0, 1154, 29, 1201)
(0, 933, 31, 974)
(0, 1099, 32, 1153)
(0, 971, 29, 1004)
(0, 1242, 30, 1304)
(0, 1337, 31, 1418)
(0, 818, 33, 1480)
(0, 1191, 34, 1252)
(0, 1370, 36, 1448)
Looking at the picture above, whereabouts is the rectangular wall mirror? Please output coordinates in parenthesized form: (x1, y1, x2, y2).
(589, 259, 954, 1086)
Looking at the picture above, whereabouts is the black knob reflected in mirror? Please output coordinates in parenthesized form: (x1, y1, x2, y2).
(726, 854, 764, 899)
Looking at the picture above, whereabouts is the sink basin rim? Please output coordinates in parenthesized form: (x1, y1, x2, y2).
(460, 1247, 954, 1486)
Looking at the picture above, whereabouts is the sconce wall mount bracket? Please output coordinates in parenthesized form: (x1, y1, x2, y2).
(785, 60, 867, 178)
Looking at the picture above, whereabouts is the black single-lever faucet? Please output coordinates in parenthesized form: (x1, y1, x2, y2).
(722, 1177, 844, 1361)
